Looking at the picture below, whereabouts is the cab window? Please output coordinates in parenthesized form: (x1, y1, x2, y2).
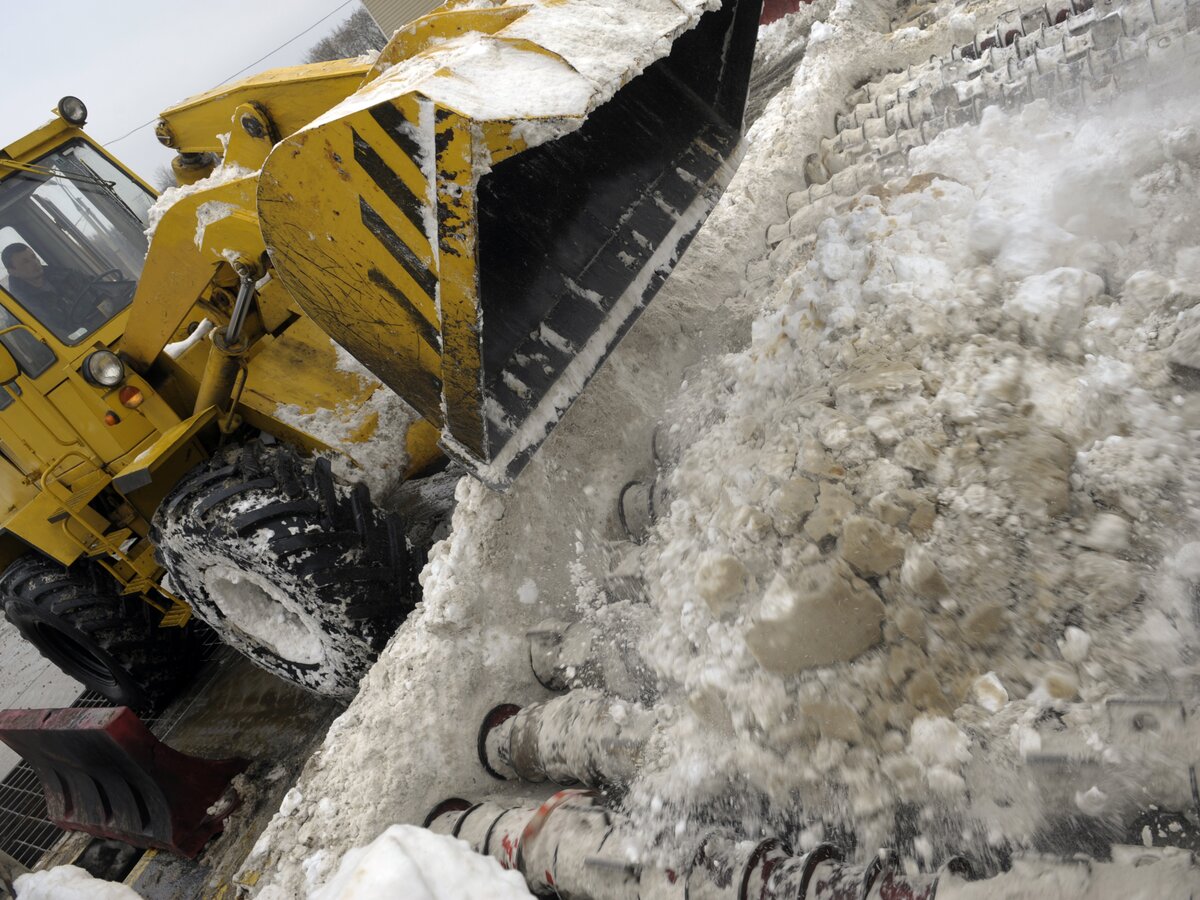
(0, 140, 154, 346)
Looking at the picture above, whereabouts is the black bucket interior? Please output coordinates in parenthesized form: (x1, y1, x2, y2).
(474, 0, 762, 468)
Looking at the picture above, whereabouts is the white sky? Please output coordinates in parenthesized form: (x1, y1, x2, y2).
(0, 0, 365, 181)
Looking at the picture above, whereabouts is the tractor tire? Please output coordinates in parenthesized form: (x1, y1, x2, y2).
(152, 441, 420, 699)
(0, 555, 198, 711)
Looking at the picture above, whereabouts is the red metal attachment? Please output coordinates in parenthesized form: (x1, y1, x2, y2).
(761, 0, 809, 24)
(0, 707, 247, 858)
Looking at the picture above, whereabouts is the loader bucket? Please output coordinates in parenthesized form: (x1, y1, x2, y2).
(258, 0, 762, 486)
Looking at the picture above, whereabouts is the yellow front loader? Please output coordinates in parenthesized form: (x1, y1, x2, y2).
(0, 0, 761, 706)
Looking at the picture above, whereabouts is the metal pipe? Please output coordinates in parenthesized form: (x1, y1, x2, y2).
(527, 609, 658, 702)
(479, 690, 654, 789)
(425, 792, 964, 900)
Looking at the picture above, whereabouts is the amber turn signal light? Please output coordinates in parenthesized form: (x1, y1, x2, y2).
(104, 410, 121, 426)
(118, 386, 144, 408)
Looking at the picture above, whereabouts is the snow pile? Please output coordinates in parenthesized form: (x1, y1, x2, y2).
(743, 0, 823, 125)
(239, 0, 1200, 894)
(755, 5, 813, 62)
(936, 847, 1199, 899)
(239, 478, 536, 897)
(144, 162, 256, 238)
(275, 345, 421, 502)
(307, 825, 531, 900)
(14, 865, 140, 900)
(622, 87, 1200, 860)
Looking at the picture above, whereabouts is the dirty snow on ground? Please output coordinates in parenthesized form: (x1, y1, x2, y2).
(241, 0, 1200, 896)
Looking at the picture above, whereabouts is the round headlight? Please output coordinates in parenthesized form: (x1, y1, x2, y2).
(83, 350, 125, 387)
(57, 96, 87, 126)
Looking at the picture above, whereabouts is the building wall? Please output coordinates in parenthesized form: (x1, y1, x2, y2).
(361, 0, 446, 38)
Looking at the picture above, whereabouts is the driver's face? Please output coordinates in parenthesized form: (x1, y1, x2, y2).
(8, 249, 42, 281)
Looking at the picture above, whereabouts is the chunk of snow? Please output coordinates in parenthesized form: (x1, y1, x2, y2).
(909, 716, 971, 767)
(972, 673, 1008, 713)
(14, 866, 141, 900)
(1058, 627, 1091, 664)
(312, 825, 533, 899)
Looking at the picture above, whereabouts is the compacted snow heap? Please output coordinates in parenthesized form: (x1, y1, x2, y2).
(240, 0, 1200, 896)
(627, 88, 1200, 864)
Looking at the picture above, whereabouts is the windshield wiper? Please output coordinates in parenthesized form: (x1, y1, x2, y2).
(0, 158, 114, 189)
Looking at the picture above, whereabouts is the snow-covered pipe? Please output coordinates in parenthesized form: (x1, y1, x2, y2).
(527, 613, 659, 702)
(426, 791, 640, 895)
(426, 791, 967, 899)
(527, 620, 578, 691)
(479, 690, 653, 789)
(802, 851, 944, 900)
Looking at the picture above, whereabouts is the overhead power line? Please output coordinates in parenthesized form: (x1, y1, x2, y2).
(102, 0, 358, 148)
(214, 0, 357, 87)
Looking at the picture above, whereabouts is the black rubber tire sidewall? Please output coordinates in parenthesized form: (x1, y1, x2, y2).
(160, 537, 375, 698)
(0, 555, 196, 711)
(154, 443, 417, 699)
(4, 600, 147, 707)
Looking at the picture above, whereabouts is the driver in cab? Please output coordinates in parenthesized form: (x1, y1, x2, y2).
(2, 243, 114, 340)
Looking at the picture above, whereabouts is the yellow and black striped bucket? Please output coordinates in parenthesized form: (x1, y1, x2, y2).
(258, 0, 762, 485)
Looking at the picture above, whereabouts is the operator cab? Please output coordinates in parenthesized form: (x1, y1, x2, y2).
(0, 135, 154, 358)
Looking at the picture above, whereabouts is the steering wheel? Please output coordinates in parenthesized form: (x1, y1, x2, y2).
(66, 268, 130, 317)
